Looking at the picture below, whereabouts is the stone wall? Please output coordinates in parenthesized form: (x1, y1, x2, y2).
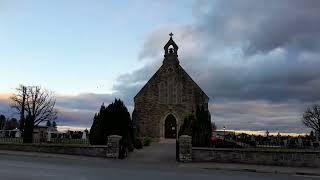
(179, 135, 192, 162)
(106, 135, 122, 158)
(192, 147, 320, 167)
(0, 143, 108, 157)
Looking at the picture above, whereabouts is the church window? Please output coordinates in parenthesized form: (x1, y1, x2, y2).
(158, 82, 167, 103)
(168, 79, 174, 104)
(176, 83, 182, 103)
(159, 79, 182, 104)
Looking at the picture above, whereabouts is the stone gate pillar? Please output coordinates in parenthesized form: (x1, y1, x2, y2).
(179, 135, 192, 162)
(106, 135, 122, 158)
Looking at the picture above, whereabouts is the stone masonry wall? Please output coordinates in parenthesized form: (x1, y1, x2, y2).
(0, 143, 108, 157)
(0, 135, 122, 158)
(192, 147, 320, 167)
(179, 135, 192, 162)
(106, 135, 121, 158)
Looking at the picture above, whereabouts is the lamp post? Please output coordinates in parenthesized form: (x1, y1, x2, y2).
(223, 126, 226, 140)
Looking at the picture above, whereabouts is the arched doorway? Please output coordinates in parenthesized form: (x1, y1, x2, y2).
(164, 114, 177, 139)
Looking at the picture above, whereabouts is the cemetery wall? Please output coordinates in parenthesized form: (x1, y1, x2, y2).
(192, 147, 320, 167)
(0, 143, 108, 157)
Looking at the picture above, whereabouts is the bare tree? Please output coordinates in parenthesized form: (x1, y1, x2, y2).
(302, 104, 320, 139)
(10, 85, 57, 143)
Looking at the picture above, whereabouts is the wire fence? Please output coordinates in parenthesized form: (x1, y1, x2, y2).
(212, 136, 320, 150)
(0, 138, 23, 144)
(48, 138, 89, 145)
(0, 137, 89, 145)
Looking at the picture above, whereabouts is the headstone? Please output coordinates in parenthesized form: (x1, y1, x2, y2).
(179, 135, 192, 162)
(298, 137, 303, 147)
(283, 139, 287, 147)
(106, 135, 122, 158)
(15, 130, 21, 138)
(250, 135, 255, 141)
(47, 132, 51, 142)
(82, 131, 87, 140)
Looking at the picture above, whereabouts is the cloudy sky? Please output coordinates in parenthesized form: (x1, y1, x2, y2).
(1, 0, 319, 133)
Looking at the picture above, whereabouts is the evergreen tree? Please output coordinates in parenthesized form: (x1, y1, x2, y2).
(212, 122, 217, 131)
(23, 115, 33, 143)
(192, 106, 212, 147)
(46, 120, 51, 127)
(52, 121, 57, 127)
(5, 118, 19, 130)
(89, 99, 134, 151)
(89, 112, 104, 144)
(0, 114, 6, 130)
(178, 114, 195, 136)
(179, 105, 212, 147)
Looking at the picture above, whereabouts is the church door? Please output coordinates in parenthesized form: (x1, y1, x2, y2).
(165, 114, 177, 139)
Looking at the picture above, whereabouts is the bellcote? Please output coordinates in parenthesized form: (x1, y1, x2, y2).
(164, 32, 179, 57)
(163, 32, 179, 64)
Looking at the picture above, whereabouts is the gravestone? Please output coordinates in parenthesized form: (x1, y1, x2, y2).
(106, 135, 122, 158)
(14, 130, 21, 138)
(283, 139, 287, 147)
(47, 132, 51, 142)
(82, 131, 87, 140)
(179, 135, 192, 162)
(298, 137, 303, 147)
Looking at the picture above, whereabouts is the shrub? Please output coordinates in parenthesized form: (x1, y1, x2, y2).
(179, 105, 212, 147)
(192, 106, 212, 147)
(178, 115, 194, 136)
(142, 137, 152, 146)
(133, 138, 143, 149)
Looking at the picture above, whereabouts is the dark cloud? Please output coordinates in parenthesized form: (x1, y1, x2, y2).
(0, 99, 10, 115)
(1, 91, 135, 129)
(0, 93, 111, 128)
(211, 101, 309, 133)
(56, 93, 115, 111)
(199, 51, 320, 102)
(55, 107, 94, 128)
(195, 0, 320, 55)
(111, 0, 320, 132)
(0, 97, 16, 117)
(112, 63, 158, 104)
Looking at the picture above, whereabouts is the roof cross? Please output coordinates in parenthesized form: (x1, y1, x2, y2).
(169, 32, 173, 38)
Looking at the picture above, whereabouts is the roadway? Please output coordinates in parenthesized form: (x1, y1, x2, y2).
(0, 151, 317, 180)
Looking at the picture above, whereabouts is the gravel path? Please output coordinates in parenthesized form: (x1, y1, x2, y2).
(127, 139, 177, 163)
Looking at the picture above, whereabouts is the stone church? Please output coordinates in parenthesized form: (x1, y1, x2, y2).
(132, 33, 210, 139)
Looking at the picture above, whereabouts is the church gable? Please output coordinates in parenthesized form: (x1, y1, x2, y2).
(132, 33, 211, 138)
(134, 33, 209, 105)
(134, 62, 209, 105)
(179, 66, 209, 101)
(134, 33, 209, 104)
(133, 66, 163, 101)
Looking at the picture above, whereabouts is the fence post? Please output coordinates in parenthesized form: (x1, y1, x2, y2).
(179, 135, 192, 162)
(106, 135, 122, 158)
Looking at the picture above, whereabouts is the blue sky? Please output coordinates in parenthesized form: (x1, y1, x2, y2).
(0, 0, 193, 94)
(1, 0, 320, 133)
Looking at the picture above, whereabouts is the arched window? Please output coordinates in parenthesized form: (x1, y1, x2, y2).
(158, 79, 182, 104)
